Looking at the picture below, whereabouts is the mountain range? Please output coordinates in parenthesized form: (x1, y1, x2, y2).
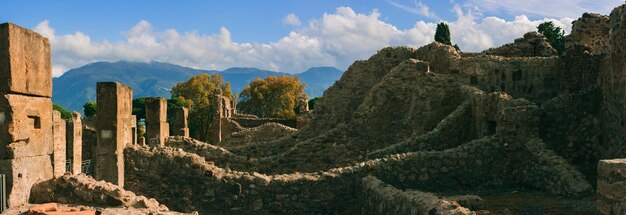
(52, 61, 343, 112)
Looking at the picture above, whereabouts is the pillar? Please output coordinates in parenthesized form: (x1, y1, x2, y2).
(52, 110, 66, 177)
(0, 22, 54, 207)
(66, 111, 82, 174)
(95, 82, 132, 187)
(171, 107, 189, 137)
(145, 97, 169, 146)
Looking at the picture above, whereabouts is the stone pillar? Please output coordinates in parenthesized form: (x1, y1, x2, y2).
(0, 22, 54, 207)
(138, 136, 146, 145)
(145, 97, 169, 146)
(52, 111, 66, 177)
(95, 82, 132, 187)
(597, 159, 626, 214)
(66, 111, 82, 174)
(171, 107, 189, 137)
(211, 95, 224, 144)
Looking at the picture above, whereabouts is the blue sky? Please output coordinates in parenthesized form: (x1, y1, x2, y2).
(1, 0, 623, 76)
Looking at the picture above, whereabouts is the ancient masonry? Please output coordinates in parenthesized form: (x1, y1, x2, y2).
(52, 110, 66, 178)
(145, 97, 169, 146)
(95, 82, 133, 187)
(171, 107, 189, 137)
(0, 23, 54, 207)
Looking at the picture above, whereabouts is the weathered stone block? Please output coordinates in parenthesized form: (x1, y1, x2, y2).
(0, 155, 53, 207)
(0, 94, 52, 159)
(66, 111, 82, 174)
(147, 122, 169, 146)
(95, 82, 132, 187)
(0, 23, 52, 97)
(598, 159, 626, 215)
(52, 110, 66, 177)
(171, 107, 188, 137)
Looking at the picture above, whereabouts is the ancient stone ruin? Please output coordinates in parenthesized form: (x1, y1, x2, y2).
(3, 3, 626, 214)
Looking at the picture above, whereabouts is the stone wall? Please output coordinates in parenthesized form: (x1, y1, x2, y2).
(231, 118, 297, 129)
(66, 112, 82, 174)
(145, 97, 169, 146)
(484, 32, 558, 57)
(219, 122, 297, 146)
(52, 110, 66, 177)
(360, 175, 472, 215)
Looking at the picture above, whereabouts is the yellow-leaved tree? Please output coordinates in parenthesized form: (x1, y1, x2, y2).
(238, 76, 306, 118)
(171, 74, 232, 141)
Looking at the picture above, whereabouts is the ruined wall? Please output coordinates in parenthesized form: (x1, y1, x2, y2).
(171, 107, 189, 137)
(600, 4, 626, 159)
(565, 13, 610, 54)
(145, 97, 169, 146)
(219, 122, 296, 146)
(459, 56, 561, 101)
(232, 118, 297, 129)
(484, 32, 558, 57)
(66, 112, 82, 174)
(52, 111, 66, 177)
(0, 23, 53, 207)
(360, 176, 472, 215)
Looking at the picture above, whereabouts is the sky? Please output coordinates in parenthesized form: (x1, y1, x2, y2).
(1, 0, 623, 77)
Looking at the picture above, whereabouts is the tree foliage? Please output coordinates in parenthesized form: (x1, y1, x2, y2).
(53, 103, 72, 119)
(132, 97, 147, 121)
(435, 22, 452, 45)
(238, 76, 306, 118)
(537, 21, 565, 55)
(171, 74, 232, 141)
(83, 101, 97, 118)
(308, 97, 322, 110)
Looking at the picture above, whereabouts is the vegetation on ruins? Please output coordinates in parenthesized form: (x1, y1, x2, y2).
(308, 96, 322, 110)
(53, 103, 72, 119)
(83, 101, 97, 118)
(537, 21, 565, 55)
(435, 22, 460, 51)
(171, 74, 233, 141)
(238, 76, 307, 118)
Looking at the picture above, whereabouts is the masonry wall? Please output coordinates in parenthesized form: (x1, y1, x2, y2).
(597, 159, 626, 214)
(52, 110, 66, 177)
(66, 112, 82, 174)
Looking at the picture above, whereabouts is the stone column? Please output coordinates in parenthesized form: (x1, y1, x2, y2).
(95, 82, 132, 187)
(145, 97, 169, 146)
(66, 111, 82, 174)
(597, 159, 626, 214)
(52, 110, 66, 177)
(0, 22, 54, 207)
(131, 115, 137, 146)
(171, 107, 189, 137)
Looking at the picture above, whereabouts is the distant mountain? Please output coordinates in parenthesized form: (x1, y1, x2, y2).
(52, 61, 343, 112)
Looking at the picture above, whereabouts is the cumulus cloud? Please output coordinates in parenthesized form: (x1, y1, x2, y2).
(282, 13, 302, 26)
(35, 6, 575, 77)
(466, 0, 623, 18)
(387, 0, 440, 19)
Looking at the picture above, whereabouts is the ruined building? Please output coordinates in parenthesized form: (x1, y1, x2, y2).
(3, 3, 626, 215)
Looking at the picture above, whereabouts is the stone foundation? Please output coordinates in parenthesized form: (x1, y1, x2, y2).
(597, 159, 626, 214)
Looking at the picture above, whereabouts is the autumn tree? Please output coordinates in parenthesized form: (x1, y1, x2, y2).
(537, 21, 565, 55)
(238, 76, 306, 118)
(83, 101, 97, 118)
(171, 74, 232, 142)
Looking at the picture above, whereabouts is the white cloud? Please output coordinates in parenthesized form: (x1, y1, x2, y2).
(387, 0, 440, 19)
(282, 13, 302, 26)
(465, 0, 623, 18)
(34, 6, 576, 77)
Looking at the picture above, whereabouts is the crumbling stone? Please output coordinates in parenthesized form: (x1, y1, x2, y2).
(95, 82, 132, 187)
(145, 97, 169, 146)
(52, 110, 66, 177)
(565, 13, 610, 54)
(484, 32, 558, 57)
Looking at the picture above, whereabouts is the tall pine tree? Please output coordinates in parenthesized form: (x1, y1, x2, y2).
(435, 22, 452, 45)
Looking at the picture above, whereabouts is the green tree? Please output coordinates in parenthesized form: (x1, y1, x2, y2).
(132, 97, 147, 121)
(434, 22, 460, 51)
(537, 21, 565, 55)
(238, 76, 306, 118)
(83, 101, 97, 118)
(308, 97, 322, 110)
(53, 103, 71, 119)
(435, 22, 452, 45)
(171, 74, 232, 141)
